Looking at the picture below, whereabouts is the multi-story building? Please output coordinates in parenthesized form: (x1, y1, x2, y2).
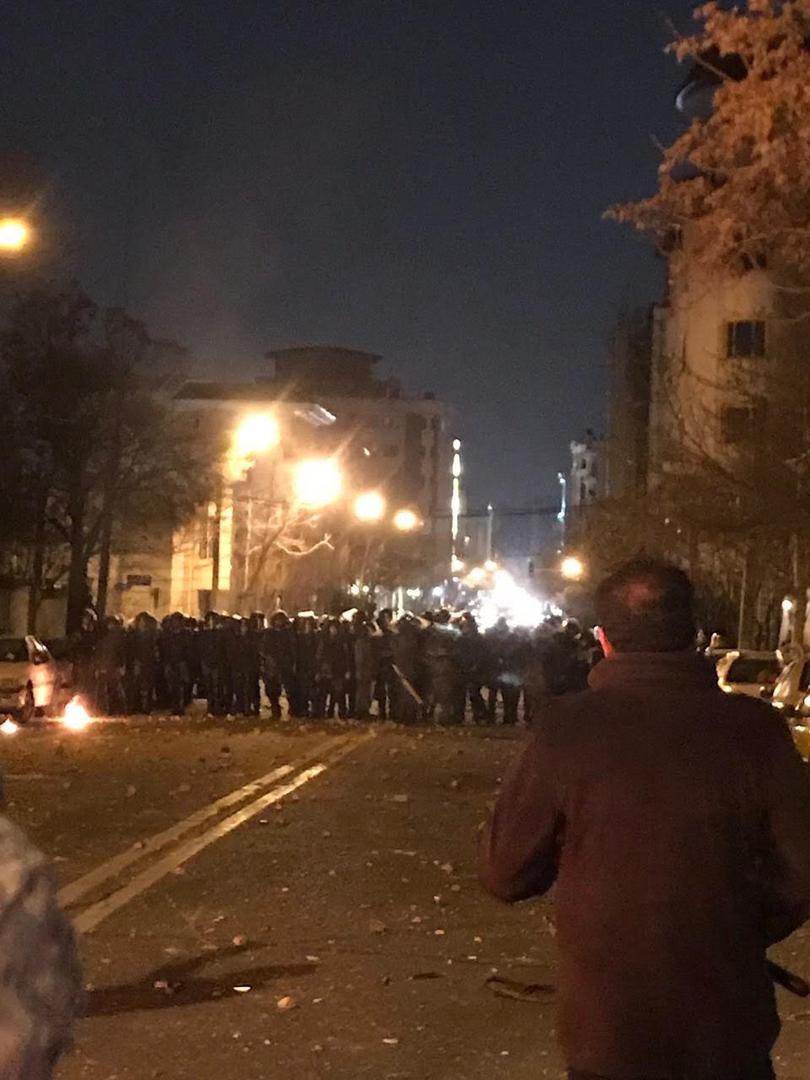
(568, 430, 604, 510)
(105, 346, 456, 619)
(605, 307, 656, 499)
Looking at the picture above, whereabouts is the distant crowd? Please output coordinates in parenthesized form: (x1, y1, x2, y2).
(68, 607, 603, 724)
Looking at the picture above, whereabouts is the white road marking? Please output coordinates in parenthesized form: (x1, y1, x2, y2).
(72, 735, 368, 934)
(59, 735, 347, 909)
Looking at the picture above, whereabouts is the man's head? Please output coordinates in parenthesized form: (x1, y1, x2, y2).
(594, 557, 696, 654)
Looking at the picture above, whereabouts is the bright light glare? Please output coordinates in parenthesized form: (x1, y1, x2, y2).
(353, 491, 386, 523)
(234, 414, 280, 459)
(0, 218, 30, 254)
(393, 508, 420, 532)
(0, 719, 18, 736)
(561, 556, 585, 581)
(475, 566, 546, 630)
(62, 698, 92, 732)
(782, 597, 795, 614)
(468, 566, 486, 586)
(484, 559, 498, 572)
(294, 458, 342, 508)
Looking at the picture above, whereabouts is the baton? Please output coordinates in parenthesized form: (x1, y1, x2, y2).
(392, 664, 424, 706)
(767, 960, 810, 997)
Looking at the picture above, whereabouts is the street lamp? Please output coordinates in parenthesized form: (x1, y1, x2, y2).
(234, 413, 280, 460)
(0, 218, 30, 255)
(561, 555, 585, 581)
(393, 507, 420, 532)
(294, 458, 342, 508)
(353, 491, 386, 523)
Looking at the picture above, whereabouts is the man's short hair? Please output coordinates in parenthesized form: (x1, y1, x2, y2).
(594, 557, 696, 653)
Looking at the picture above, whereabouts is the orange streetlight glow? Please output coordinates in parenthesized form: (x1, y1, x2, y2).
(393, 508, 420, 532)
(294, 458, 342, 508)
(0, 218, 30, 254)
(561, 555, 585, 581)
(353, 491, 386, 523)
(234, 413, 280, 459)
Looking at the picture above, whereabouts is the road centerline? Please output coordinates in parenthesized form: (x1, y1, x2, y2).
(59, 734, 349, 910)
(72, 734, 369, 935)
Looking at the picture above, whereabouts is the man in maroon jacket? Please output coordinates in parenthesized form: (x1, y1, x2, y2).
(480, 558, 810, 1080)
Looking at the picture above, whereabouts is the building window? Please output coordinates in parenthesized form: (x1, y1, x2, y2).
(726, 320, 766, 359)
(720, 400, 766, 445)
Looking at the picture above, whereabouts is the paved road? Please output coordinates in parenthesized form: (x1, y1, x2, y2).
(1, 717, 809, 1079)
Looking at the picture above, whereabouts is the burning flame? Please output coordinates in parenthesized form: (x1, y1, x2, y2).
(62, 698, 92, 732)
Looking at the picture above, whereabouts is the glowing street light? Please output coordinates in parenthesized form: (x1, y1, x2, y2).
(0, 218, 30, 255)
(294, 458, 342, 508)
(561, 555, 585, 581)
(234, 413, 280, 460)
(393, 507, 420, 532)
(353, 490, 386, 523)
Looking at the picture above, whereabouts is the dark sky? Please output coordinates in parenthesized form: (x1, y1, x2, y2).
(5, 0, 697, 506)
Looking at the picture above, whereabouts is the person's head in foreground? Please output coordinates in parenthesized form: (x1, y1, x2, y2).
(594, 555, 696, 655)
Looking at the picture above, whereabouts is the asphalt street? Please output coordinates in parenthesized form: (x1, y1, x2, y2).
(0, 717, 808, 1079)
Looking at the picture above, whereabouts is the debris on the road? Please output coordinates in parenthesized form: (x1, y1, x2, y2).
(410, 971, 443, 981)
(126, 785, 137, 798)
(232, 934, 248, 947)
(233, 985, 251, 993)
(276, 995, 297, 1011)
(369, 918, 388, 934)
(382, 1037, 400, 1045)
(391, 793, 409, 804)
(485, 975, 555, 1003)
(440, 862, 455, 875)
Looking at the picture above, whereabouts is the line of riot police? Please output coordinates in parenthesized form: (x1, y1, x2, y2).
(67, 606, 600, 723)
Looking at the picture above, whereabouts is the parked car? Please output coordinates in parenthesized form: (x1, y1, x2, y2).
(0, 636, 59, 721)
(770, 656, 810, 761)
(715, 650, 781, 700)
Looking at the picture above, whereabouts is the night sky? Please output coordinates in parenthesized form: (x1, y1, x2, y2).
(5, 1, 698, 505)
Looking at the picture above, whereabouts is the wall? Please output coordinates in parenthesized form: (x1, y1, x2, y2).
(649, 229, 774, 481)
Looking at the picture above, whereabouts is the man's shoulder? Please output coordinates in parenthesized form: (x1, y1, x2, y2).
(717, 691, 798, 747)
